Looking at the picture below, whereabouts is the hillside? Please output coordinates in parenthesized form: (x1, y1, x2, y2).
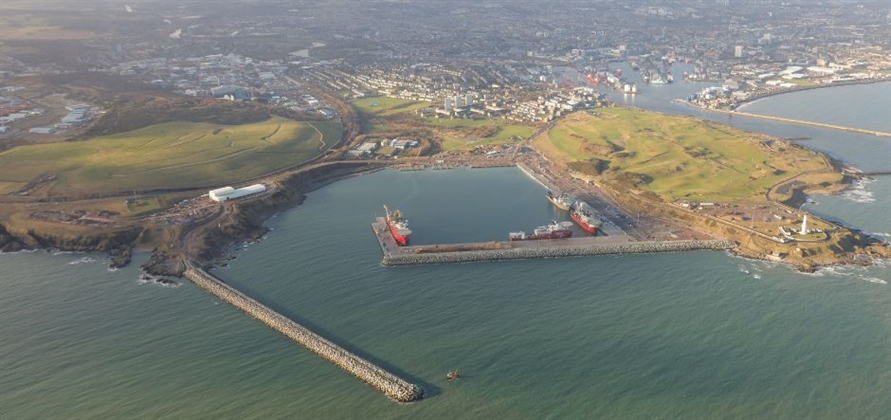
(535, 108, 842, 203)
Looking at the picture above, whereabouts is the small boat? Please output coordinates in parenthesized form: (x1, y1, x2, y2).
(446, 368, 460, 381)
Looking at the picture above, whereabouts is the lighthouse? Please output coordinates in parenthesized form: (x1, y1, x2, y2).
(800, 215, 808, 234)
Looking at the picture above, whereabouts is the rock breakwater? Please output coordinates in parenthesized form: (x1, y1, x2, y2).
(183, 262, 424, 403)
(382, 239, 736, 266)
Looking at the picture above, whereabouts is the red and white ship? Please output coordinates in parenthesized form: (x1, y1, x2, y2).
(570, 201, 602, 234)
(509, 221, 574, 241)
(384, 205, 412, 246)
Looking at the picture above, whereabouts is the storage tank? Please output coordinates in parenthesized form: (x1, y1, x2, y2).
(623, 84, 632, 93)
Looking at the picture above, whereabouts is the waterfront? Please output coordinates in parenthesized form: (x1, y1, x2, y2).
(2, 82, 890, 418)
(738, 82, 891, 134)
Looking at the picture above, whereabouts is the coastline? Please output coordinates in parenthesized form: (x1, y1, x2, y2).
(172, 161, 387, 274)
(680, 78, 891, 137)
(735, 78, 891, 111)
(0, 161, 388, 276)
(3, 89, 890, 276)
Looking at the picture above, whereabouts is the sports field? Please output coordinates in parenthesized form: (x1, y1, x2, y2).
(0, 117, 341, 195)
(535, 108, 838, 202)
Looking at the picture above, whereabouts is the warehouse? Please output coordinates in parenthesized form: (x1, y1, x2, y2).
(209, 184, 266, 202)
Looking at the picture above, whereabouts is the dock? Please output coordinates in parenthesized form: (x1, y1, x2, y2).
(373, 218, 735, 266)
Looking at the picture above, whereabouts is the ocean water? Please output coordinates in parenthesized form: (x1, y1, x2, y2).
(2, 84, 890, 419)
(739, 82, 891, 133)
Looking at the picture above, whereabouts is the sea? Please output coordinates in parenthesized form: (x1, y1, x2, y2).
(1, 78, 889, 419)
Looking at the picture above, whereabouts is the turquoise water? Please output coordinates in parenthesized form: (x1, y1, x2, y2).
(2, 84, 890, 419)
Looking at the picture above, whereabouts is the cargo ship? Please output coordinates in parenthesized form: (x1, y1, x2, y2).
(570, 201, 602, 234)
(383, 205, 412, 246)
(546, 191, 574, 211)
(509, 221, 574, 241)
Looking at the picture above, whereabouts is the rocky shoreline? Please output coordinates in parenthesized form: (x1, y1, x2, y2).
(0, 161, 386, 276)
(1, 160, 887, 276)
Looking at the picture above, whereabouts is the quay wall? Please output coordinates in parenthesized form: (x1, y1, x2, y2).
(383, 240, 735, 266)
(516, 162, 549, 189)
(183, 262, 424, 403)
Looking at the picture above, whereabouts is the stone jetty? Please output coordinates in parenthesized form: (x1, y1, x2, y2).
(372, 220, 734, 265)
(183, 261, 424, 403)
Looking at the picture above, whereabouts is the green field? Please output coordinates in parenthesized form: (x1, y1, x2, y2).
(352, 96, 430, 116)
(351, 95, 533, 149)
(537, 108, 836, 202)
(352, 96, 431, 132)
(438, 119, 534, 150)
(0, 117, 341, 195)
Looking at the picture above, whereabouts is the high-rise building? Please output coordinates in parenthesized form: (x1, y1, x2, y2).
(465, 93, 473, 107)
(734, 45, 743, 58)
(444, 97, 453, 110)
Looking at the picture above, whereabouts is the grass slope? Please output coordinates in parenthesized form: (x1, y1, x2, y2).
(537, 108, 837, 202)
(0, 117, 341, 195)
(350, 95, 533, 150)
(432, 119, 534, 150)
(353, 96, 430, 133)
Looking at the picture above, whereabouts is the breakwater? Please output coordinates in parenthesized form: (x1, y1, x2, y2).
(183, 261, 424, 403)
(697, 107, 891, 138)
(373, 219, 734, 265)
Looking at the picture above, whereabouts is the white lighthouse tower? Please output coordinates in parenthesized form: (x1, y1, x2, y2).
(800, 215, 808, 234)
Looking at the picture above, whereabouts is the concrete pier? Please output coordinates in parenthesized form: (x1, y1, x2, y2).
(183, 261, 424, 403)
(715, 109, 891, 138)
(373, 218, 735, 266)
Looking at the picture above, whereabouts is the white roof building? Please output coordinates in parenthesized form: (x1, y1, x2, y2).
(209, 184, 266, 202)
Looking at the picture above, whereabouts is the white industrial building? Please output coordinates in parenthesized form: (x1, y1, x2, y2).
(208, 184, 266, 202)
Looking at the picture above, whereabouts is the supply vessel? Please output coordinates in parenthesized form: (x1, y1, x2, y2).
(546, 191, 574, 211)
(570, 201, 602, 234)
(509, 221, 574, 241)
(384, 205, 412, 246)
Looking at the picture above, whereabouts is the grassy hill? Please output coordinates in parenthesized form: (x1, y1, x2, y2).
(0, 117, 341, 195)
(535, 108, 840, 202)
(350, 95, 534, 151)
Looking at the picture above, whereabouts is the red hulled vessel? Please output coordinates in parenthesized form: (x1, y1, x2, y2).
(570, 201, 602, 234)
(509, 221, 574, 241)
(384, 205, 412, 246)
